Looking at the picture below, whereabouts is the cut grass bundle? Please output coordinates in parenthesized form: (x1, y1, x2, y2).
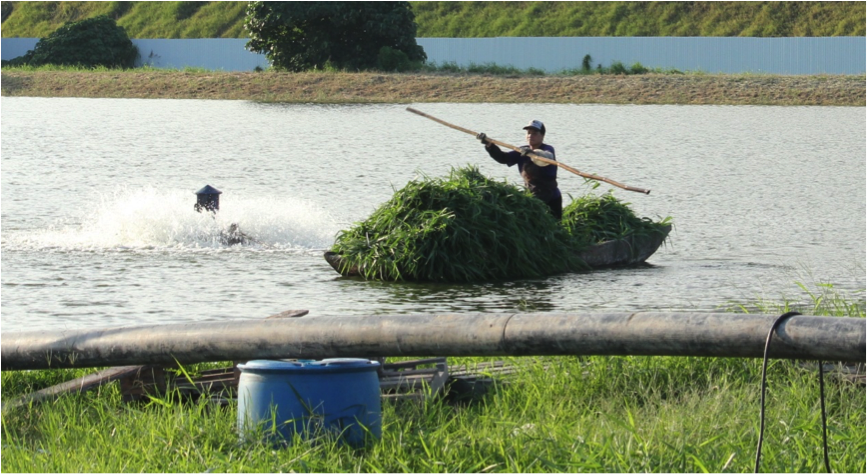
(330, 166, 584, 282)
(331, 167, 673, 282)
(562, 192, 672, 246)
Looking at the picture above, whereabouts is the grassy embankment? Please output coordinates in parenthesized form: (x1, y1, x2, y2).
(2, 67, 865, 106)
(3, 2, 864, 105)
(2, 1, 864, 38)
(1, 283, 864, 472)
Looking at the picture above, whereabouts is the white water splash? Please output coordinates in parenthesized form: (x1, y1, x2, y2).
(2, 186, 340, 252)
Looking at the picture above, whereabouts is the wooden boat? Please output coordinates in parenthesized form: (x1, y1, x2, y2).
(577, 224, 672, 268)
(324, 224, 672, 277)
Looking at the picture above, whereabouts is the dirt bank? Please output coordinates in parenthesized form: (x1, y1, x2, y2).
(1, 70, 864, 105)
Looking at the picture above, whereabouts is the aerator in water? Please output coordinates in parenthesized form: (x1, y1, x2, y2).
(194, 184, 254, 246)
(194, 184, 222, 213)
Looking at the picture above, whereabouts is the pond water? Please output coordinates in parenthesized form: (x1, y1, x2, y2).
(1, 98, 864, 332)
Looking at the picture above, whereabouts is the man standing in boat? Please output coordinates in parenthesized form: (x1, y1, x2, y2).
(477, 120, 562, 220)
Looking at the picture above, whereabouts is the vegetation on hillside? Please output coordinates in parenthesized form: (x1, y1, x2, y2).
(411, 1, 866, 37)
(244, 2, 425, 72)
(0, 1, 249, 38)
(3, 15, 137, 68)
(1, 1, 864, 39)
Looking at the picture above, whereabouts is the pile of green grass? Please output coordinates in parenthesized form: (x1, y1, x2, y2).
(330, 166, 672, 282)
(562, 192, 672, 245)
(331, 166, 583, 282)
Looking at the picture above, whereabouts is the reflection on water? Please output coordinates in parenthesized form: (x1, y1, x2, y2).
(1, 98, 864, 332)
(349, 278, 566, 314)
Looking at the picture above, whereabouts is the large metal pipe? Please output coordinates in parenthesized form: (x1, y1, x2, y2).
(1, 312, 863, 370)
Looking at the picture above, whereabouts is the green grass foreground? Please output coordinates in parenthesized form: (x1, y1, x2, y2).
(2, 285, 864, 472)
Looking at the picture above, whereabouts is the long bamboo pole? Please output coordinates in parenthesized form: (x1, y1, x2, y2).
(2, 312, 863, 370)
(406, 107, 651, 195)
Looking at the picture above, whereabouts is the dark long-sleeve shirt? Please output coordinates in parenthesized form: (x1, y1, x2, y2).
(485, 143, 560, 202)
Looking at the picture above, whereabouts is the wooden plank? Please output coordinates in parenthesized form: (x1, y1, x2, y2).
(427, 361, 450, 396)
(199, 367, 233, 376)
(381, 357, 446, 370)
(195, 369, 236, 381)
(4, 365, 144, 409)
(450, 361, 518, 377)
(380, 367, 445, 377)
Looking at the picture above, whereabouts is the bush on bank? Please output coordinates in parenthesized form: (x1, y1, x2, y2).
(2, 15, 138, 69)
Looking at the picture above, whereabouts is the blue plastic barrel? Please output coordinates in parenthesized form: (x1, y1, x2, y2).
(237, 358, 381, 447)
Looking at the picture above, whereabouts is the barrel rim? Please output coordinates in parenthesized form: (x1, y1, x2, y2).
(238, 358, 380, 373)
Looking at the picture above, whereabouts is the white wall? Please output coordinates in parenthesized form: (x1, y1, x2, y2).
(418, 37, 867, 75)
(133, 38, 269, 71)
(1, 37, 39, 60)
(3, 36, 865, 74)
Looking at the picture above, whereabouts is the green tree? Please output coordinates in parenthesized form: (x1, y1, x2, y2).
(7, 15, 138, 68)
(244, 1, 426, 72)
